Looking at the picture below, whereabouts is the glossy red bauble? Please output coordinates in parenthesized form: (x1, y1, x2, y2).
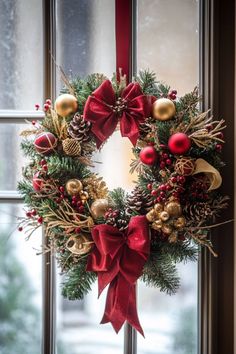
(168, 133, 191, 155)
(33, 172, 44, 191)
(34, 132, 57, 155)
(139, 146, 157, 165)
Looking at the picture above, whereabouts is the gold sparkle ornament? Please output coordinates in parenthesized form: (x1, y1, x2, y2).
(66, 235, 92, 255)
(152, 220, 163, 230)
(154, 203, 164, 213)
(152, 98, 176, 121)
(174, 217, 186, 229)
(66, 179, 83, 196)
(55, 94, 78, 117)
(164, 201, 182, 217)
(161, 224, 173, 235)
(80, 191, 89, 203)
(91, 199, 109, 219)
(159, 211, 170, 222)
(146, 209, 158, 222)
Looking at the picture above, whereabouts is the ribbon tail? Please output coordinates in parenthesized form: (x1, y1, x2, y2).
(100, 275, 144, 336)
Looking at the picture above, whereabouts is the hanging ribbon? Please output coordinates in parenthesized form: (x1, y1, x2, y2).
(86, 216, 150, 336)
(83, 79, 155, 147)
(115, 0, 132, 82)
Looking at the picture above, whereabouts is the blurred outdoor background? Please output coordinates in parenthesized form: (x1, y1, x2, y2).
(0, 0, 199, 353)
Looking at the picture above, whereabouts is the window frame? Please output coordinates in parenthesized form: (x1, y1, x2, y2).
(0, 0, 234, 353)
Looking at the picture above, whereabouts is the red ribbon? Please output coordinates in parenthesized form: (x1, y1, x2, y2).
(83, 79, 154, 147)
(115, 0, 132, 81)
(86, 216, 150, 335)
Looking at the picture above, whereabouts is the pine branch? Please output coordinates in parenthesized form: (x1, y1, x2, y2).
(109, 188, 127, 210)
(61, 259, 97, 300)
(21, 139, 38, 159)
(142, 253, 180, 295)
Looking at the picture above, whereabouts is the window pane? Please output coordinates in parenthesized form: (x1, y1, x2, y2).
(0, 204, 42, 353)
(137, 0, 199, 353)
(0, 0, 43, 109)
(0, 124, 28, 191)
(55, 2, 123, 353)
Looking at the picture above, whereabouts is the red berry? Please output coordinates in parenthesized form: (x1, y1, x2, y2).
(206, 124, 213, 131)
(166, 159, 172, 165)
(35, 104, 40, 110)
(160, 161, 166, 169)
(56, 198, 62, 204)
(40, 159, 47, 166)
(32, 120, 36, 125)
(147, 183, 152, 190)
(172, 90, 177, 95)
(168, 133, 191, 155)
(37, 216, 43, 224)
(160, 191, 166, 198)
(171, 177, 177, 183)
(216, 144, 222, 152)
(60, 194, 64, 199)
(75, 227, 81, 233)
(159, 144, 167, 149)
(42, 165, 48, 171)
(104, 212, 110, 218)
(31, 209, 37, 216)
(162, 153, 169, 159)
(151, 190, 158, 196)
(18, 226, 23, 232)
(59, 186, 65, 193)
(159, 184, 167, 191)
(71, 200, 76, 206)
(217, 132, 224, 139)
(140, 146, 158, 165)
(166, 184, 172, 191)
(78, 206, 84, 212)
(46, 99, 51, 105)
(26, 211, 32, 218)
(156, 197, 162, 203)
(44, 103, 50, 111)
(179, 176, 186, 184)
(169, 93, 176, 100)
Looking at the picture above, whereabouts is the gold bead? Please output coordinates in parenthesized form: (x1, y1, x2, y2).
(80, 191, 89, 201)
(90, 199, 109, 219)
(174, 217, 186, 229)
(66, 235, 92, 255)
(66, 179, 83, 196)
(146, 209, 158, 222)
(164, 201, 182, 217)
(154, 203, 163, 213)
(152, 98, 176, 121)
(159, 211, 170, 222)
(161, 224, 173, 235)
(168, 232, 178, 243)
(152, 220, 163, 230)
(55, 94, 78, 117)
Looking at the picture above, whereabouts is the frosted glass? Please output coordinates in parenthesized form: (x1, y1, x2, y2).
(0, 0, 43, 109)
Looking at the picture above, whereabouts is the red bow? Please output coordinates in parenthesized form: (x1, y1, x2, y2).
(86, 215, 150, 335)
(83, 80, 154, 147)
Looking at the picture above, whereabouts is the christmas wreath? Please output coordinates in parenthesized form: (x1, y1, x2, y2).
(18, 71, 228, 335)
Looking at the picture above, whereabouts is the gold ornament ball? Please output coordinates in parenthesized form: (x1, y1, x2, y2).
(80, 190, 89, 201)
(91, 199, 109, 219)
(146, 209, 158, 222)
(154, 203, 163, 213)
(66, 179, 83, 196)
(55, 94, 78, 117)
(164, 201, 182, 217)
(66, 235, 92, 255)
(152, 98, 176, 121)
(175, 157, 195, 176)
(174, 217, 186, 229)
(159, 211, 170, 222)
(161, 224, 173, 235)
(152, 220, 163, 230)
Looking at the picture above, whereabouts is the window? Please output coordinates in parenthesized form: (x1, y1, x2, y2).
(0, 0, 234, 353)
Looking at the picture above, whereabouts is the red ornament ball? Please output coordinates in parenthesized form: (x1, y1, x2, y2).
(168, 133, 191, 155)
(34, 132, 57, 155)
(33, 172, 44, 191)
(140, 146, 157, 165)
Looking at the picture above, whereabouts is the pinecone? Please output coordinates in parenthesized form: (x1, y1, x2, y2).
(68, 113, 91, 142)
(183, 202, 213, 223)
(105, 209, 129, 231)
(62, 138, 81, 156)
(139, 117, 155, 141)
(125, 186, 153, 216)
